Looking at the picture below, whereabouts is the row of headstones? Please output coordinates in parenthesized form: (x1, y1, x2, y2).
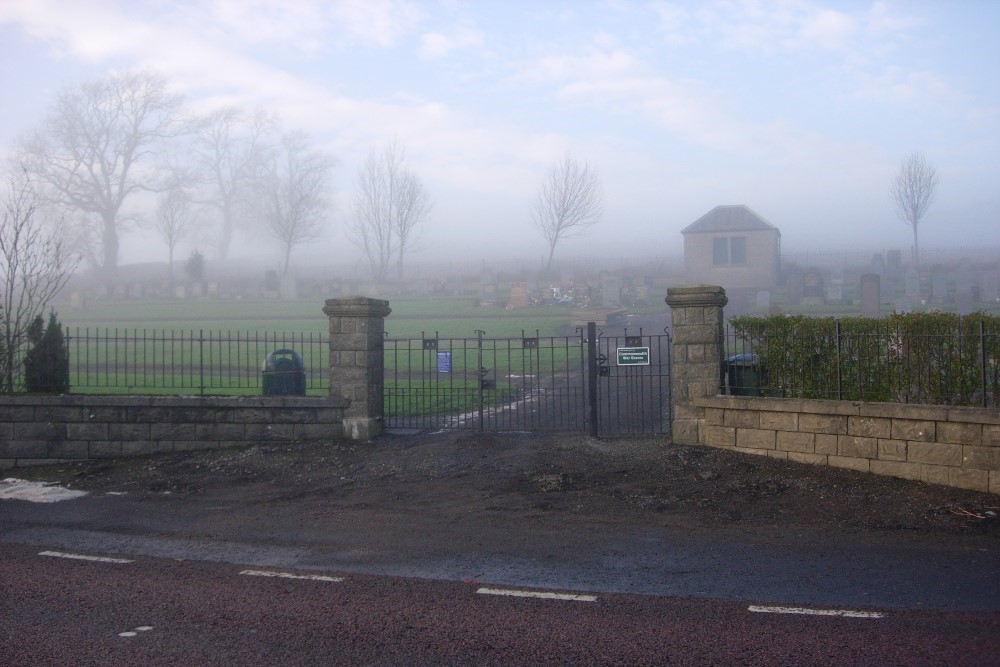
(475, 273, 655, 309)
(778, 267, 999, 307)
(65, 277, 377, 309)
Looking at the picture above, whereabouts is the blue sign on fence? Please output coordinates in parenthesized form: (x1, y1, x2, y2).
(437, 351, 452, 373)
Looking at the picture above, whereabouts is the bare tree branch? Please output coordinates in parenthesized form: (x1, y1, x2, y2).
(1, 170, 80, 392)
(254, 132, 335, 275)
(152, 184, 197, 288)
(532, 153, 604, 272)
(187, 107, 275, 260)
(890, 151, 939, 266)
(350, 140, 431, 283)
(13, 70, 184, 272)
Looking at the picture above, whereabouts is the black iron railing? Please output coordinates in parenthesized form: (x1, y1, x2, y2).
(2, 328, 328, 396)
(724, 317, 1000, 408)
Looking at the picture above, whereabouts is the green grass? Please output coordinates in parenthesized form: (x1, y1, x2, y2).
(47, 294, 604, 395)
(385, 380, 516, 418)
(59, 295, 581, 338)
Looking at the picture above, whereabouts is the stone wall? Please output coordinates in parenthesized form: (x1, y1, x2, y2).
(0, 395, 349, 469)
(694, 396, 1000, 494)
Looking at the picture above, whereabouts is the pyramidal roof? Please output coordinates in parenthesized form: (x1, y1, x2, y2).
(681, 205, 779, 234)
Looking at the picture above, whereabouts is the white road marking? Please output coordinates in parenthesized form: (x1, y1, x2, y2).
(239, 569, 344, 582)
(476, 587, 597, 602)
(748, 605, 884, 619)
(39, 550, 133, 564)
(119, 626, 154, 638)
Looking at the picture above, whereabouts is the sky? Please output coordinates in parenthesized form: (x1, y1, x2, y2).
(1, 0, 998, 272)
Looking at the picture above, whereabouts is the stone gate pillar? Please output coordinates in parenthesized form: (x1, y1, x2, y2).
(665, 285, 727, 445)
(323, 296, 391, 440)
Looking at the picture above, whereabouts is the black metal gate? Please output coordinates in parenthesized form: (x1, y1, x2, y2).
(384, 323, 671, 437)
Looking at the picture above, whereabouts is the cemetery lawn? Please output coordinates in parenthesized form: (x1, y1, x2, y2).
(58, 296, 588, 339)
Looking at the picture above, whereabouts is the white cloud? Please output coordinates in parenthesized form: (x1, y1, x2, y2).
(854, 66, 965, 109)
(418, 24, 484, 59)
(329, 0, 425, 48)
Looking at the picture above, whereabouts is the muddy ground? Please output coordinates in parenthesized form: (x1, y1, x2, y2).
(13, 430, 1000, 538)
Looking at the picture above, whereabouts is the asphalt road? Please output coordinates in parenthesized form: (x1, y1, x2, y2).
(3, 542, 997, 667)
(2, 489, 999, 612)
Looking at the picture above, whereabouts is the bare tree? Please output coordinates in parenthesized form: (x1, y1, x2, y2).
(532, 153, 604, 272)
(255, 132, 335, 275)
(14, 70, 184, 272)
(351, 140, 432, 283)
(188, 107, 274, 260)
(890, 151, 939, 266)
(0, 171, 79, 392)
(152, 184, 196, 288)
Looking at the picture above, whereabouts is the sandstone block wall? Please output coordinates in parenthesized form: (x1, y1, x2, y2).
(693, 396, 1000, 494)
(0, 395, 348, 469)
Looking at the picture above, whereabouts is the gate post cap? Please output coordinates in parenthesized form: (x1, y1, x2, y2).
(665, 285, 728, 308)
(323, 296, 391, 318)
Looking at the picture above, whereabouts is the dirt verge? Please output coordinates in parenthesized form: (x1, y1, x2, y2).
(14, 431, 999, 538)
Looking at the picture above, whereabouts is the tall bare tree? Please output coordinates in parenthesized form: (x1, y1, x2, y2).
(255, 132, 335, 275)
(532, 153, 603, 272)
(188, 107, 274, 260)
(14, 70, 183, 272)
(890, 151, 939, 266)
(0, 171, 79, 392)
(152, 184, 196, 288)
(351, 140, 432, 283)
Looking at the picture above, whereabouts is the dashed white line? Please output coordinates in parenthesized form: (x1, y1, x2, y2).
(239, 569, 344, 582)
(119, 626, 154, 638)
(476, 587, 597, 602)
(748, 605, 884, 619)
(39, 550, 133, 564)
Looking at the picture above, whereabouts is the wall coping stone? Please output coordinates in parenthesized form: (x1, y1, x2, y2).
(696, 396, 994, 424)
(0, 395, 349, 409)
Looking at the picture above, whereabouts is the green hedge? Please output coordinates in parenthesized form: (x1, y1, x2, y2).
(728, 313, 1000, 407)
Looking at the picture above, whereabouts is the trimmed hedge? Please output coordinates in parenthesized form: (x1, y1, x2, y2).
(729, 312, 1000, 407)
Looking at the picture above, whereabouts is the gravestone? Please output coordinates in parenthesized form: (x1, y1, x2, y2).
(756, 291, 771, 309)
(69, 292, 86, 312)
(871, 253, 885, 274)
(886, 249, 902, 276)
(860, 273, 881, 317)
(904, 268, 921, 302)
(802, 270, 824, 306)
(955, 260, 974, 314)
(508, 283, 528, 309)
(786, 273, 803, 306)
(826, 269, 844, 305)
(882, 276, 899, 305)
(601, 276, 622, 307)
(931, 270, 948, 304)
(983, 270, 999, 303)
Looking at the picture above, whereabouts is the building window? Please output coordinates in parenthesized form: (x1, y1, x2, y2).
(730, 236, 746, 265)
(713, 236, 746, 266)
(713, 238, 729, 265)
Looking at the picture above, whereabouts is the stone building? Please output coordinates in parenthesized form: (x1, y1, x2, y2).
(681, 205, 781, 289)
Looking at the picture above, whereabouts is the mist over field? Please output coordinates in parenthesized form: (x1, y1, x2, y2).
(1, 1, 997, 283)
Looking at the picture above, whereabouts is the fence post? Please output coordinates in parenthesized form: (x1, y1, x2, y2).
(664, 285, 728, 445)
(323, 297, 392, 441)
